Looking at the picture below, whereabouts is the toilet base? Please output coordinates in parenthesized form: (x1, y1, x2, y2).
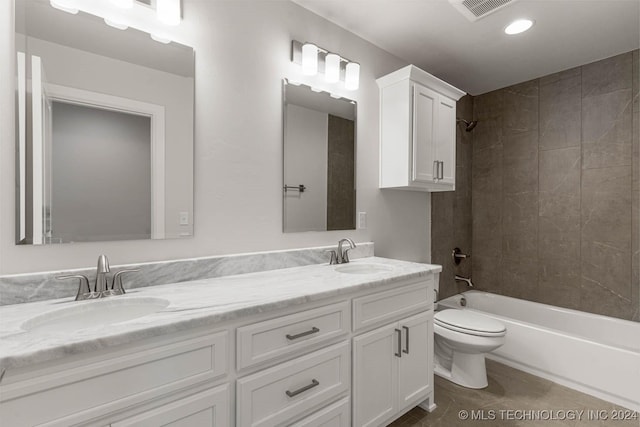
(434, 352, 488, 389)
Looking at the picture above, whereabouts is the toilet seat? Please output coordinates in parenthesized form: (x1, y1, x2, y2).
(435, 309, 506, 337)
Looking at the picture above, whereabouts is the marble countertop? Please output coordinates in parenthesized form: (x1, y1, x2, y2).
(0, 257, 440, 372)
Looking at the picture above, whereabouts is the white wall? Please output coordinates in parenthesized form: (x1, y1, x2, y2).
(0, 0, 431, 274)
(284, 104, 327, 232)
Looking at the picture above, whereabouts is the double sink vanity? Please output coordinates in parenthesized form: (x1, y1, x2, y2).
(0, 255, 440, 427)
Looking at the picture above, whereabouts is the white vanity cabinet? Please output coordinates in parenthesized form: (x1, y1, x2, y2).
(110, 384, 230, 427)
(377, 65, 465, 192)
(351, 283, 434, 427)
(0, 263, 438, 427)
(0, 330, 229, 427)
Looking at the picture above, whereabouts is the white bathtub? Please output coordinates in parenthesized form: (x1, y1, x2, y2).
(437, 290, 640, 411)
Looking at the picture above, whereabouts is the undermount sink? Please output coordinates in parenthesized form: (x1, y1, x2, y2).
(22, 296, 170, 333)
(334, 263, 394, 275)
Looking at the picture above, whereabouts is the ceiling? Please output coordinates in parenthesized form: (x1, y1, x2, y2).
(292, 0, 640, 95)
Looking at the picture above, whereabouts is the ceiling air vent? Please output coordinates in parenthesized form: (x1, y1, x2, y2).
(448, 0, 519, 22)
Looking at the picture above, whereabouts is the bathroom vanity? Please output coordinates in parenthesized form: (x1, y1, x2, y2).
(0, 257, 440, 427)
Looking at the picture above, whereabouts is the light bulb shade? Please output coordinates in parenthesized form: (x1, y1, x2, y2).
(104, 18, 128, 30)
(325, 53, 340, 83)
(49, 0, 79, 14)
(111, 0, 133, 9)
(345, 62, 360, 90)
(157, 0, 181, 26)
(301, 43, 318, 76)
(151, 34, 172, 44)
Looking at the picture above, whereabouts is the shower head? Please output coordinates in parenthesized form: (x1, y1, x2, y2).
(456, 118, 478, 132)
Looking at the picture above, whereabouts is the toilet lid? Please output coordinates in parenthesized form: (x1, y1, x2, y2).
(435, 309, 506, 336)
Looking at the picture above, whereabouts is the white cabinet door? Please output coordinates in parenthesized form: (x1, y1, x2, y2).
(111, 384, 229, 427)
(397, 311, 433, 411)
(353, 310, 434, 427)
(435, 95, 456, 186)
(352, 323, 399, 427)
(411, 84, 438, 184)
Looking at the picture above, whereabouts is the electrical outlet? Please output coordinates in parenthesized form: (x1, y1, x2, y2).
(358, 212, 367, 229)
(179, 211, 189, 225)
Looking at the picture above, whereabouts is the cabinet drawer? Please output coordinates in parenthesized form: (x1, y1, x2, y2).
(0, 330, 228, 427)
(288, 397, 350, 427)
(237, 342, 350, 427)
(111, 384, 229, 427)
(353, 281, 432, 331)
(237, 302, 350, 370)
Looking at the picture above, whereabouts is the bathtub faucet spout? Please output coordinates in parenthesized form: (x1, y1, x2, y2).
(455, 275, 474, 287)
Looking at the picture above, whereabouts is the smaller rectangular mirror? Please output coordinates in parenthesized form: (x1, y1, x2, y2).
(283, 80, 356, 233)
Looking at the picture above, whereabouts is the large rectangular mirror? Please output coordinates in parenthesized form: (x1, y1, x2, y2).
(15, 0, 194, 244)
(283, 80, 356, 233)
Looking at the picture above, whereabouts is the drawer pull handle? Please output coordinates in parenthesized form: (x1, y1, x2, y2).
(395, 328, 402, 358)
(402, 325, 410, 354)
(285, 379, 320, 397)
(286, 327, 320, 341)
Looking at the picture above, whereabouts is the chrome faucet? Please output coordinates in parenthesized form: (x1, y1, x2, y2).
(326, 238, 357, 265)
(455, 275, 474, 287)
(94, 254, 110, 294)
(337, 238, 356, 263)
(56, 255, 139, 300)
(110, 268, 140, 296)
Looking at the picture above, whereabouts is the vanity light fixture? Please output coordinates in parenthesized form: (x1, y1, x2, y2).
(504, 19, 534, 35)
(302, 43, 319, 76)
(325, 53, 341, 83)
(292, 40, 361, 91)
(345, 62, 360, 91)
(48, 0, 182, 43)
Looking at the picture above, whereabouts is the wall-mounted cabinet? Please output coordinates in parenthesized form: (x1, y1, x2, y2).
(377, 65, 465, 192)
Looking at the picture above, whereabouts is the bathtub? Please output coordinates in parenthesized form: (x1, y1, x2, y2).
(437, 290, 640, 411)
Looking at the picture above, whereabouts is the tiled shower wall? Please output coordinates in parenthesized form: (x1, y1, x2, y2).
(469, 51, 639, 321)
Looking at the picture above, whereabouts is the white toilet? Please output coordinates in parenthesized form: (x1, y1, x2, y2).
(434, 309, 506, 389)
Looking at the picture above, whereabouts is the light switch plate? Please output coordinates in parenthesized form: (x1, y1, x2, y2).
(358, 212, 367, 229)
(179, 211, 189, 225)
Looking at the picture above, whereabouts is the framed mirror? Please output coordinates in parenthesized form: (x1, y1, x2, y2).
(15, 0, 194, 244)
(283, 80, 356, 233)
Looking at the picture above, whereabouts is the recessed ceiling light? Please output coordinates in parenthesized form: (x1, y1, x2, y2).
(504, 19, 534, 35)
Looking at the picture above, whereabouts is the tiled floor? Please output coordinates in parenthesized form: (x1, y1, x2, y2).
(388, 360, 639, 426)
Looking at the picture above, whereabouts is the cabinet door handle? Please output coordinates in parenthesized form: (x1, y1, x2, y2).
(433, 160, 439, 182)
(402, 325, 410, 354)
(439, 161, 444, 180)
(286, 327, 320, 341)
(285, 379, 319, 397)
(395, 328, 402, 358)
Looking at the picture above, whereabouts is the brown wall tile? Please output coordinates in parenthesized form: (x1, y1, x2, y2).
(503, 81, 538, 135)
(633, 49, 639, 320)
(581, 90, 633, 169)
(539, 67, 581, 151)
(468, 51, 638, 321)
(582, 52, 632, 97)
